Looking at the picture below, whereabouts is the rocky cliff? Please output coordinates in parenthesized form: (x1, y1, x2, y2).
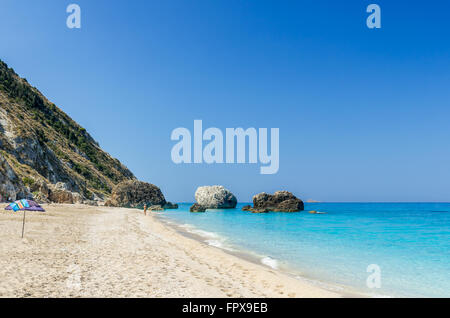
(0, 60, 135, 202)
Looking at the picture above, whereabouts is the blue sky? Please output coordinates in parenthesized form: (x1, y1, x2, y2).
(1, 0, 449, 202)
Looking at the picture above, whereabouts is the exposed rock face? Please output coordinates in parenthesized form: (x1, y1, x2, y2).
(0, 153, 30, 201)
(0, 59, 135, 203)
(251, 191, 304, 212)
(190, 203, 206, 213)
(72, 192, 83, 204)
(194, 185, 237, 209)
(105, 180, 166, 208)
(29, 180, 50, 202)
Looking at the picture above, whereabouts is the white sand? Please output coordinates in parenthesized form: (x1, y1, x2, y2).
(0, 204, 340, 298)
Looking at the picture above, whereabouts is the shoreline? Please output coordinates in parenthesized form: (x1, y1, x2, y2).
(144, 210, 344, 298)
(154, 212, 364, 298)
(0, 204, 343, 297)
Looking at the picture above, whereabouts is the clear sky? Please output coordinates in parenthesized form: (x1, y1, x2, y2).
(1, 0, 449, 202)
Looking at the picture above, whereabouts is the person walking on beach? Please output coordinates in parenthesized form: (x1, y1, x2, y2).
(144, 204, 148, 216)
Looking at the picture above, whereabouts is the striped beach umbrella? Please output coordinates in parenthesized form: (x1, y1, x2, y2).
(5, 199, 45, 212)
(8, 199, 30, 212)
(5, 199, 43, 238)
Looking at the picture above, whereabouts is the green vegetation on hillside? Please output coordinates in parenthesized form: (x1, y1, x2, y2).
(0, 60, 135, 197)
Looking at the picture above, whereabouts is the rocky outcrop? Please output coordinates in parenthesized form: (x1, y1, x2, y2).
(190, 203, 206, 213)
(105, 180, 166, 208)
(242, 205, 252, 211)
(194, 185, 237, 209)
(246, 191, 304, 212)
(275, 199, 303, 212)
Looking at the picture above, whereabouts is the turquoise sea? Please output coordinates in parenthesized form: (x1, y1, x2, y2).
(158, 203, 450, 297)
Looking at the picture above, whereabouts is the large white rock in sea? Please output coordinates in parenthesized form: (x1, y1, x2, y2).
(194, 185, 237, 209)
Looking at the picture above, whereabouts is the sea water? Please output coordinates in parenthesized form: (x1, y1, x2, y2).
(159, 203, 450, 297)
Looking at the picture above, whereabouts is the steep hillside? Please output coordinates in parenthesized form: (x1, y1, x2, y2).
(0, 60, 135, 202)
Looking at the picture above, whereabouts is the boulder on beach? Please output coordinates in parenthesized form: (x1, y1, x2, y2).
(49, 190, 74, 204)
(84, 200, 98, 206)
(105, 180, 166, 208)
(190, 203, 206, 213)
(46, 182, 77, 204)
(194, 185, 237, 209)
(249, 191, 304, 212)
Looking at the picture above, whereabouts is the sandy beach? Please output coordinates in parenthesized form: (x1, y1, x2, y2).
(0, 204, 340, 298)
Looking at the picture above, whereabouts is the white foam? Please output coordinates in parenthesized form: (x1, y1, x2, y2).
(178, 223, 229, 246)
(179, 223, 195, 230)
(261, 256, 279, 269)
(205, 239, 224, 248)
(191, 229, 220, 239)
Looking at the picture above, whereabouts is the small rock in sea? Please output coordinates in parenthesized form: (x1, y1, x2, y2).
(190, 203, 206, 213)
(242, 205, 252, 211)
(251, 208, 270, 214)
(163, 202, 179, 209)
(309, 210, 327, 214)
